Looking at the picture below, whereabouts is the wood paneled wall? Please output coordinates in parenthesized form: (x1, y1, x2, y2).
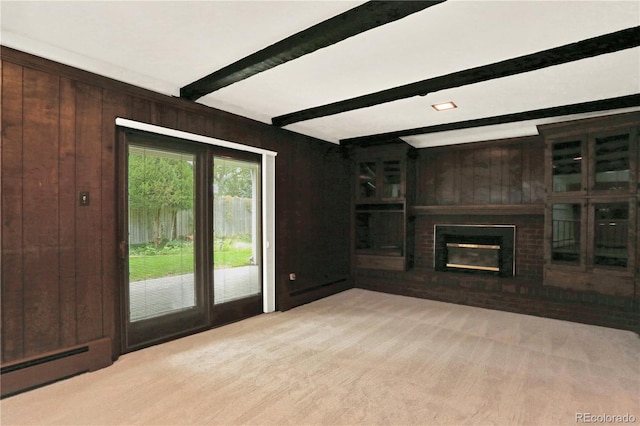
(1, 48, 351, 363)
(417, 137, 545, 206)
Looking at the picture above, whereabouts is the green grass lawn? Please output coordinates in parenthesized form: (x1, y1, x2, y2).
(129, 248, 253, 282)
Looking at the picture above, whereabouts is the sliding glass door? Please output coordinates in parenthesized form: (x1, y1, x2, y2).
(122, 131, 262, 351)
(213, 157, 262, 304)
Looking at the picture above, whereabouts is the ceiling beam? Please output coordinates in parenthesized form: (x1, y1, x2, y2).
(339, 94, 640, 146)
(180, 1, 445, 101)
(273, 26, 640, 127)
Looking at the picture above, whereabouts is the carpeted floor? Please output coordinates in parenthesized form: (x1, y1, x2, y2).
(1, 289, 638, 425)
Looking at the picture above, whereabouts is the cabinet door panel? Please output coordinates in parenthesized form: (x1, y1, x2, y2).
(551, 138, 586, 193)
(357, 161, 377, 200)
(591, 201, 630, 268)
(381, 160, 402, 199)
(591, 131, 632, 192)
(550, 203, 583, 266)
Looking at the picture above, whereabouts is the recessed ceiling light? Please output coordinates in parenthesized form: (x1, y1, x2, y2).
(432, 101, 457, 111)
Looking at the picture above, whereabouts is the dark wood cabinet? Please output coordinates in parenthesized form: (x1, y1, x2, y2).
(352, 144, 415, 271)
(540, 112, 640, 296)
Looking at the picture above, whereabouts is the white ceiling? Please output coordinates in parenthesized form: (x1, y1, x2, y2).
(2, 1, 639, 147)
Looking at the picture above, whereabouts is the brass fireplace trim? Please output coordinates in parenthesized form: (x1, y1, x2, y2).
(446, 243, 500, 250)
(445, 263, 500, 272)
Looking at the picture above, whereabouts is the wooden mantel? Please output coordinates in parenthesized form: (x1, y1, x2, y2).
(410, 204, 544, 216)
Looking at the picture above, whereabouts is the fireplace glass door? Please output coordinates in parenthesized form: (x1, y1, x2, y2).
(446, 243, 500, 272)
(434, 225, 515, 277)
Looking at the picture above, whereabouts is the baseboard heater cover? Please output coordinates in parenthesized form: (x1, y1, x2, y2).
(289, 277, 349, 297)
(1, 337, 112, 398)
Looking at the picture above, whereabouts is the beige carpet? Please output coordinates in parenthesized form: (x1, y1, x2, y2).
(2, 289, 638, 425)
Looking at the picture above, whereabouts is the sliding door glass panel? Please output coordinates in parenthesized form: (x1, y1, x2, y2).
(213, 157, 261, 304)
(128, 146, 196, 321)
(552, 140, 583, 192)
(551, 203, 581, 264)
(593, 202, 629, 268)
(593, 133, 630, 191)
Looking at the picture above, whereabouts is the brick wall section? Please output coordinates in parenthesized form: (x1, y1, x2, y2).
(414, 214, 544, 282)
(356, 213, 639, 333)
(356, 275, 639, 333)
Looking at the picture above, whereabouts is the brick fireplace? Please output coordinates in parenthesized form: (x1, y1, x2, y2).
(433, 224, 515, 277)
(415, 215, 544, 283)
(357, 212, 639, 332)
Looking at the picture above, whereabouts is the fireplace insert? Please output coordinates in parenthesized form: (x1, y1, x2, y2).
(434, 225, 515, 277)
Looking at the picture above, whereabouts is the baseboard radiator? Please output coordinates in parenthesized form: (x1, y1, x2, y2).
(289, 275, 350, 297)
(1, 337, 112, 398)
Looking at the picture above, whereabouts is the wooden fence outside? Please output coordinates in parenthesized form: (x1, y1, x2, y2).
(129, 197, 253, 245)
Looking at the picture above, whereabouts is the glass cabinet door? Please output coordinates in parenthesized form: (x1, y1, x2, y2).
(552, 140, 584, 192)
(357, 158, 406, 200)
(592, 133, 631, 191)
(381, 160, 402, 199)
(358, 161, 377, 199)
(551, 203, 582, 264)
(592, 202, 629, 268)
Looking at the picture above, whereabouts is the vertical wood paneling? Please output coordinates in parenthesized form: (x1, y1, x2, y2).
(414, 154, 427, 205)
(521, 142, 532, 203)
(155, 103, 178, 130)
(490, 147, 503, 203)
(324, 147, 350, 272)
(293, 142, 312, 273)
(508, 146, 523, 203)
(101, 89, 131, 357)
(418, 137, 544, 207)
(429, 152, 441, 203)
(274, 137, 293, 307)
(186, 113, 207, 136)
(473, 147, 491, 203)
(459, 149, 474, 203)
(22, 68, 61, 356)
(530, 140, 546, 203)
(75, 82, 104, 343)
(204, 116, 216, 138)
(310, 145, 323, 263)
(500, 147, 511, 203)
(149, 101, 160, 126)
(453, 150, 462, 204)
(1, 61, 25, 361)
(58, 77, 78, 348)
(131, 97, 151, 123)
(440, 151, 456, 204)
(176, 108, 188, 132)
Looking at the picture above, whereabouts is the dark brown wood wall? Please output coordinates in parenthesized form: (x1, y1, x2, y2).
(276, 141, 351, 309)
(1, 48, 351, 364)
(417, 137, 545, 206)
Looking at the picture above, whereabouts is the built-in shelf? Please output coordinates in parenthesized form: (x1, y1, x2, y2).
(353, 144, 415, 271)
(410, 204, 544, 216)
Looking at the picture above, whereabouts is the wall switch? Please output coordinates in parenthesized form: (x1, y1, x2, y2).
(79, 191, 90, 206)
(289, 273, 296, 281)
